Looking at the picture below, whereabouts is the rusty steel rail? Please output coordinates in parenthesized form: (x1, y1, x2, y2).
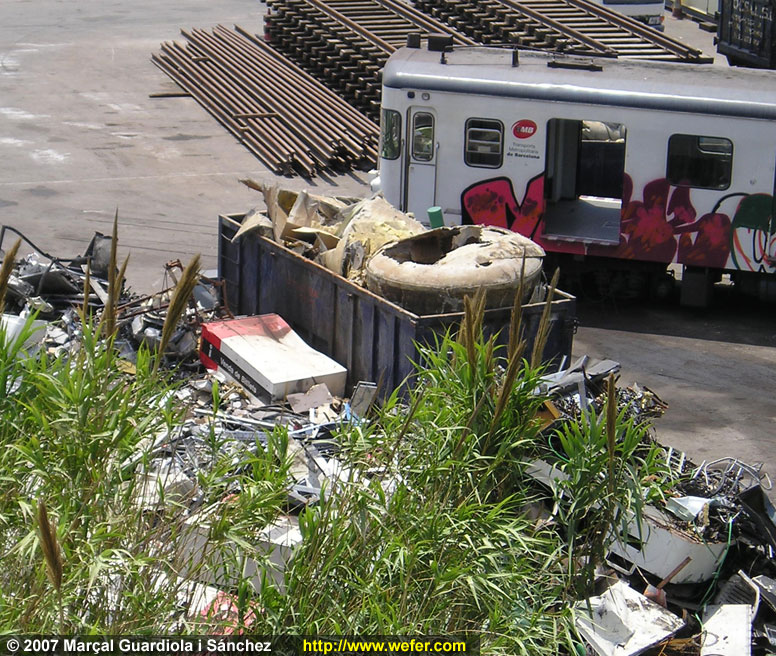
(413, 0, 711, 62)
(152, 25, 378, 177)
(264, 0, 475, 120)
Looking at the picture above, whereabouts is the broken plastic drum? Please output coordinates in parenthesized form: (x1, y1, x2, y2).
(365, 225, 545, 315)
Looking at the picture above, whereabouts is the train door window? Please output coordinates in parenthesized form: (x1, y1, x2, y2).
(380, 109, 401, 160)
(464, 118, 503, 167)
(544, 119, 626, 202)
(666, 134, 732, 189)
(412, 112, 434, 161)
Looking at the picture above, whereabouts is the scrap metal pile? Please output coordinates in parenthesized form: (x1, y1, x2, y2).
(152, 25, 378, 177)
(0, 226, 226, 368)
(4, 218, 775, 651)
(130, 377, 376, 518)
(532, 358, 776, 655)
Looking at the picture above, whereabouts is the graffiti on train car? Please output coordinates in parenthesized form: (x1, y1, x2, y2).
(462, 175, 776, 272)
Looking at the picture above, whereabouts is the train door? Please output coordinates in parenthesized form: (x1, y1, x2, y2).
(542, 118, 627, 244)
(404, 108, 438, 224)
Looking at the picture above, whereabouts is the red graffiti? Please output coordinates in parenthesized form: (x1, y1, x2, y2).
(676, 213, 732, 268)
(461, 175, 544, 230)
(462, 173, 734, 267)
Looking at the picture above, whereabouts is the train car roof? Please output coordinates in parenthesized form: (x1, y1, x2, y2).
(382, 47, 776, 121)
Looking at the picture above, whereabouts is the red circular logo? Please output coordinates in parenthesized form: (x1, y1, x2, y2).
(512, 120, 537, 139)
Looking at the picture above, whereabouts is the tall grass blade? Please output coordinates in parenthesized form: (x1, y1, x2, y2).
(37, 500, 62, 591)
(36, 499, 64, 631)
(491, 340, 525, 432)
(508, 255, 526, 362)
(154, 254, 200, 373)
(115, 254, 130, 311)
(82, 261, 91, 319)
(606, 373, 617, 496)
(459, 289, 486, 373)
(530, 268, 560, 368)
(0, 238, 22, 315)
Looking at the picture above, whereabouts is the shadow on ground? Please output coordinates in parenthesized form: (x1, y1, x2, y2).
(575, 285, 776, 348)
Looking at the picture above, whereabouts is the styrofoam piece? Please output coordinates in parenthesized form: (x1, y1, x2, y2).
(574, 580, 684, 656)
(200, 314, 346, 400)
(701, 604, 753, 656)
(177, 511, 302, 593)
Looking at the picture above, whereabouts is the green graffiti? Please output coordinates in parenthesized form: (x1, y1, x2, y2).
(730, 193, 775, 271)
(732, 194, 774, 231)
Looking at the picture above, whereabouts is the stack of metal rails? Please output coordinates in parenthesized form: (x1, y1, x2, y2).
(152, 25, 378, 178)
(154, 1, 711, 177)
(264, 0, 476, 120)
(412, 0, 710, 61)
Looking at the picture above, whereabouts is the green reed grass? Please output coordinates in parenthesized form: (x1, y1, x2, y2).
(0, 275, 668, 653)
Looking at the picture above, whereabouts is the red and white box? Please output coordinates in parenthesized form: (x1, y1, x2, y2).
(200, 314, 346, 400)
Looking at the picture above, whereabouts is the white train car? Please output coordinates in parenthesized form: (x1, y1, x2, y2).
(375, 42, 776, 301)
(596, 0, 665, 30)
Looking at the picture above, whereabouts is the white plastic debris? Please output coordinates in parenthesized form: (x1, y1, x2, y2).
(574, 580, 684, 656)
(1, 313, 47, 353)
(665, 496, 711, 522)
(701, 604, 753, 656)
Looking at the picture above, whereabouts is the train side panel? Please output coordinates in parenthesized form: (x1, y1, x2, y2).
(378, 87, 776, 276)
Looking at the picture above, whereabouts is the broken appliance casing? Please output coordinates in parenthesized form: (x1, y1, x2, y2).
(606, 504, 729, 584)
(701, 604, 753, 656)
(526, 459, 729, 584)
(218, 213, 576, 397)
(574, 580, 684, 656)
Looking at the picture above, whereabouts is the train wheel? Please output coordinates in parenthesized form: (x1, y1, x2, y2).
(649, 271, 676, 302)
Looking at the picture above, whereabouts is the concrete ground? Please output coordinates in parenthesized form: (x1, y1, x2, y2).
(0, 0, 368, 293)
(0, 1, 773, 493)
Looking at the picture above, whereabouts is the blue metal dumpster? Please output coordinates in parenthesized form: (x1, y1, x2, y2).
(218, 213, 576, 396)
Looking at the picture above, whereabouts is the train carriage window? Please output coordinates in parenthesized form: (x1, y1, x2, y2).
(465, 118, 503, 168)
(666, 134, 733, 190)
(412, 112, 434, 161)
(380, 109, 401, 160)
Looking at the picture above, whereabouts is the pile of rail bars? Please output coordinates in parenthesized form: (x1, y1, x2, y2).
(264, 0, 474, 120)
(412, 0, 711, 61)
(153, 0, 710, 177)
(152, 25, 377, 178)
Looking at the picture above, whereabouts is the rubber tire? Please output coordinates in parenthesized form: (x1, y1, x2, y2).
(365, 225, 544, 315)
